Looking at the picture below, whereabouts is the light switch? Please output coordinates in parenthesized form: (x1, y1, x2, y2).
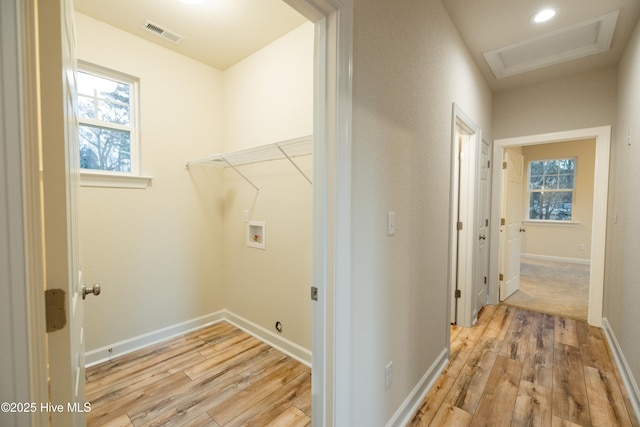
(387, 212, 396, 236)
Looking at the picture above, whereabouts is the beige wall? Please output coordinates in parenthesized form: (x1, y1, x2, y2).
(521, 139, 595, 261)
(77, 13, 226, 352)
(606, 16, 640, 397)
(493, 67, 617, 140)
(350, 0, 492, 423)
(77, 14, 314, 355)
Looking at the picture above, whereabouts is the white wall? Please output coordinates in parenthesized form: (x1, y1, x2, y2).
(349, 0, 492, 424)
(493, 67, 617, 140)
(605, 15, 640, 410)
(76, 13, 226, 354)
(223, 23, 313, 151)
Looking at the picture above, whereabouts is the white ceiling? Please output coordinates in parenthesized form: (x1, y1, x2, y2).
(74, 0, 308, 71)
(75, 0, 640, 91)
(442, 0, 640, 91)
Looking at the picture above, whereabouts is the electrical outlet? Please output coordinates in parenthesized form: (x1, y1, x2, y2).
(385, 361, 393, 389)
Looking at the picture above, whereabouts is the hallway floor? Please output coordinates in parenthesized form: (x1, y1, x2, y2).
(408, 305, 639, 427)
(502, 258, 589, 322)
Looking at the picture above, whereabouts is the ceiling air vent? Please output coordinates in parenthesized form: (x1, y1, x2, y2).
(141, 19, 185, 44)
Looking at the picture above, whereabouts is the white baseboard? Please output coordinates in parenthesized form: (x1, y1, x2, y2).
(85, 310, 226, 367)
(85, 309, 312, 368)
(602, 318, 640, 422)
(521, 253, 591, 265)
(386, 348, 449, 427)
(223, 310, 311, 367)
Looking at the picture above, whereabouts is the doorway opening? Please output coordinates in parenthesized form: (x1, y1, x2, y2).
(490, 126, 611, 327)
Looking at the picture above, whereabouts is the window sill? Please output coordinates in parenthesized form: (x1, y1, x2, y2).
(523, 220, 580, 227)
(80, 172, 153, 189)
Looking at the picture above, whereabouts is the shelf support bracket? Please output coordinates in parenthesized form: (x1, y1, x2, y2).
(222, 157, 259, 192)
(276, 143, 312, 185)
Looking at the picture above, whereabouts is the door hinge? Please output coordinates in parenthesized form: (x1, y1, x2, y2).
(484, 276, 487, 284)
(499, 273, 504, 281)
(485, 218, 489, 227)
(500, 218, 506, 226)
(310, 286, 318, 301)
(455, 289, 461, 298)
(45, 289, 67, 333)
(502, 161, 507, 169)
(457, 221, 463, 231)
(487, 160, 491, 168)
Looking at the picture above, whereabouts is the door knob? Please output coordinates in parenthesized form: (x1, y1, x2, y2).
(82, 284, 101, 300)
(479, 235, 487, 240)
(519, 228, 526, 232)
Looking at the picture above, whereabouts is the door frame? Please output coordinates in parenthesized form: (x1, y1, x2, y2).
(9, 0, 355, 426)
(489, 126, 611, 327)
(448, 104, 480, 327)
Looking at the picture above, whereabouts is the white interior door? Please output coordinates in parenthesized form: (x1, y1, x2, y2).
(473, 138, 490, 316)
(40, 0, 87, 424)
(500, 151, 524, 301)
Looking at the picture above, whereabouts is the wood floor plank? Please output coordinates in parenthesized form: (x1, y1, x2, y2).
(431, 403, 473, 427)
(407, 373, 456, 426)
(225, 371, 311, 427)
(87, 371, 193, 426)
(446, 336, 499, 414)
(130, 348, 291, 426)
(443, 326, 484, 378)
(554, 316, 579, 347)
(470, 355, 522, 427)
(553, 342, 591, 426)
(208, 358, 309, 425)
(551, 415, 583, 427)
(584, 366, 634, 427)
(264, 406, 311, 427)
(512, 380, 552, 427)
(576, 320, 615, 373)
(100, 414, 134, 427)
(499, 307, 533, 362)
(521, 311, 554, 389)
(484, 304, 514, 341)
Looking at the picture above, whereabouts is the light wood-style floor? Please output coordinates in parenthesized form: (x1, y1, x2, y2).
(85, 321, 311, 427)
(409, 304, 639, 427)
(87, 307, 638, 427)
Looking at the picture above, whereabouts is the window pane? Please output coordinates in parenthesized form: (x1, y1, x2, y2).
(530, 175, 543, 190)
(98, 100, 130, 125)
(543, 175, 558, 189)
(544, 161, 559, 174)
(78, 95, 95, 120)
(559, 175, 574, 189)
(529, 191, 572, 220)
(530, 161, 544, 176)
(79, 124, 131, 172)
(558, 159, 574, 174)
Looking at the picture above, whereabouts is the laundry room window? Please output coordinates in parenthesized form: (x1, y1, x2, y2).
(77, 62, 149, 188)
(527, 158, 575, 221)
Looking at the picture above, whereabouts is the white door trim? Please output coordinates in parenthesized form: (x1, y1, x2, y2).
(448, 104, 480, 327)
(272, 1, 355, 425)
(1, 1, 49, 426)
(489, 126, 610, 327)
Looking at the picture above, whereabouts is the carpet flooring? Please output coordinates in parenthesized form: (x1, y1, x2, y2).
(502, 257, 589, 322)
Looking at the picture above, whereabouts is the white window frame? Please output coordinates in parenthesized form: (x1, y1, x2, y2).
(526, 157, 577, 222)
(78, 61, 151, 188)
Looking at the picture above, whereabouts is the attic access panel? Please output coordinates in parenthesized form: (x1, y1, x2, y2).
(483, 10, 619, 79)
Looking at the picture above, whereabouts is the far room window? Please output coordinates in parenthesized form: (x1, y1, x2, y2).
(527, 158, 575, 221)
(77, 64, 139, 174)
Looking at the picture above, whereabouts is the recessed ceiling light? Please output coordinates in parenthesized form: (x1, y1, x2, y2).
(531, 8, 556, 24)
